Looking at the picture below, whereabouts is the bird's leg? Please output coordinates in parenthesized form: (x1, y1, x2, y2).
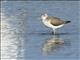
(54, 29, 56, 35)
(53, 29, 57, 35)
(52, 31, 54, 35)
(52, 29, 56, 35)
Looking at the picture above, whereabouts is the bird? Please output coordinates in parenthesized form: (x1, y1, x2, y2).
(41, 13, 71, 34)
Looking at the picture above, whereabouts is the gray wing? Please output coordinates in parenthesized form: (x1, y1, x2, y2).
(47, 16, 65, 26)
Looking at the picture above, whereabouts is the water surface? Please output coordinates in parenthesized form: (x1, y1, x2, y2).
(1, 1, 80, 60)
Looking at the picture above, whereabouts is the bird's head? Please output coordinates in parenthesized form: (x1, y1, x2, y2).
(41, 13, 48, 20)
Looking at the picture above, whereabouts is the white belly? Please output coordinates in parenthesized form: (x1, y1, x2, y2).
(42, 20, 64, 30)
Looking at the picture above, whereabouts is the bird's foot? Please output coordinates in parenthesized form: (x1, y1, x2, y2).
(52, 31, 58, 35)
(51, 32, 54, 35)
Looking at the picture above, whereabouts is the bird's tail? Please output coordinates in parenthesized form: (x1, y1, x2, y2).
(64, 21, 71, 24)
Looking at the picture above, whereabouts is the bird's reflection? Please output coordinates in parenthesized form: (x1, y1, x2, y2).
(42, 34, 64, 54)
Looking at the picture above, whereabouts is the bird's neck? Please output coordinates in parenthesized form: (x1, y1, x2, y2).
(42, 17, 46, 20)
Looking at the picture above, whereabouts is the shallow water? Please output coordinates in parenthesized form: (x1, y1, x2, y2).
(1, 1, 80, 60)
